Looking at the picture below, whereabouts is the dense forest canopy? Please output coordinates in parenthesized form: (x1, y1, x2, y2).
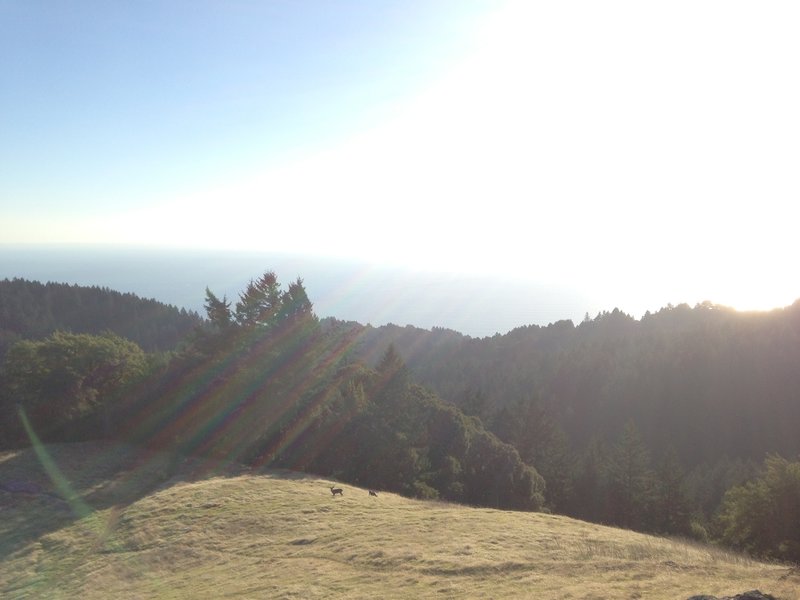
(0, 273, 544, 511)
(1, 275, 799, 560)
(346, 301, 800, 464)
(0, 278, 202, 356)
(321, 299, 800, 559)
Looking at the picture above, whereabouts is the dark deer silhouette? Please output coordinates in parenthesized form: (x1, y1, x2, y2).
(369, 490, 378, 497)
(330, 485, 343, 496)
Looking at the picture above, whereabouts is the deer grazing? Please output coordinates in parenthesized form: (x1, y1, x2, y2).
(368, 490, 378, 497)
(330, 485, 343, 496)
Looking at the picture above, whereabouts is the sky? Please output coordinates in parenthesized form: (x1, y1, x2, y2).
(2, 0, 799, 324)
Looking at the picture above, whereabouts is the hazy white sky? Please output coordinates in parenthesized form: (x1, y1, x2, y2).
(2, 0, 799, 315)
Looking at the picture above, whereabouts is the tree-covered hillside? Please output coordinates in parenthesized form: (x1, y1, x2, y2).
(333, 300, 800, 556)
(2, 272, 799, 559)
(0, 278, 202, 355)
(1, 272, 544, 512)
(345, 301, 800, 464)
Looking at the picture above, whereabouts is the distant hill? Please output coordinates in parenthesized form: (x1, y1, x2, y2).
(1, 441, 796, 599)
(323, 301, 800, 529)
(0, 278, 203, 355)
(340, 301, 800, 463)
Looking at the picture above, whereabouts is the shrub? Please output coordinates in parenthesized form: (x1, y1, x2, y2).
(717, 454, 800, 562)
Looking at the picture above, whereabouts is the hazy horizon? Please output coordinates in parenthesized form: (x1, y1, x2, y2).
(1, 244, 796, 338)
(2, 2, 798, 320)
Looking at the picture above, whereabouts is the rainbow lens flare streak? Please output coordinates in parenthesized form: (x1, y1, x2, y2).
(18, 406, 93, 519)
(122, 318, 366, 478)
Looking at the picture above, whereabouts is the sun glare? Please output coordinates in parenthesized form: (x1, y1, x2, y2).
(5, 0, 796, 317)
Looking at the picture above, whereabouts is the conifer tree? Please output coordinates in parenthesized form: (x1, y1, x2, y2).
(569, 437, 608, 523)
(204, 288, 232, 329)
(606, 420, 655, 530)
(653, 448, 692, 535)
(279, 278, 313, 321)
(235, 271, 281, 328)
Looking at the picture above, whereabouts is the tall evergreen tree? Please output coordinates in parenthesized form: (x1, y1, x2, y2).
(235, 271, 282, 328)
(653, 448, 692, 535)
(606, 421, 654, 530)
(279, 278, 314, 321)
(204, 288, 232, 330)
(490, 395, 575, 512)
(569, 437, 608, 523)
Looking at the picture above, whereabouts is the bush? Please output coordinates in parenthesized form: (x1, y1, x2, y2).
(717, 455, 800, 562)
(412, 480, 440, 500)
(689, 520, 709, 543)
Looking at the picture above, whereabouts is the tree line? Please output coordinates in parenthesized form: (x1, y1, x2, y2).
(0, 278, 202, 357)
(324, 300, 800, 561)
(0, 272, 544, 511)
(348, 302, 800, 467)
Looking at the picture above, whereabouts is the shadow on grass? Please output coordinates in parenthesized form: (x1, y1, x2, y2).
(0, 440, 309, 562)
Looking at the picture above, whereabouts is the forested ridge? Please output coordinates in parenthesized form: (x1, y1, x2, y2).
(334, 300, 800, 558)
(0, 274, 544, 512)
(345, 301, 800, 463)
(1, 274, 799, 562)
(0, 278, 202, 356)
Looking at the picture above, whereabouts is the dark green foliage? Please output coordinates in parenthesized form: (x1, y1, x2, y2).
(133, 273, 545, 511)
(0, 278, 202, 356)
(204, 288, 233, 330)
(234, 271, 282, 327)
(568, 438, 608, 523)
(298, 352, 545, 511)
(491, 395, 574, 512)
(142, 273, 323, 464)
(338, 301, 800, 536)
(460, 426, 544, 510)
(652, 449, 693, 535)
(279, 278, 313, 322)
(605, 421, 655, 530)
(457, 387, 489, 421)
(1, 331, 149, 445)
(685, 457, 759, 521)
(718, 455, 800, 562)
(347, 301, 800, 467)
(247, 340, 544, 510)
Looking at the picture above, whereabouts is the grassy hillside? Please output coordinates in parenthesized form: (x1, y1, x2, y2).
(1, 443, 797, 599)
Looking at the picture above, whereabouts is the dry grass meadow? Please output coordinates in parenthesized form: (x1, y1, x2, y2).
(1, 442, 797, 599)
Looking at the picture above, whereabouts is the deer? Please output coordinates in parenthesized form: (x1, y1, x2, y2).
(369, 490, 378, 497)
(330, 485, 343, 496)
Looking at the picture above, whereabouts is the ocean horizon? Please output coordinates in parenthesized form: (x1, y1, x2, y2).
(0, 244, 594, 338)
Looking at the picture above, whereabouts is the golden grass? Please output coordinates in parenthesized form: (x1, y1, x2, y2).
(1, 442, 797, 599)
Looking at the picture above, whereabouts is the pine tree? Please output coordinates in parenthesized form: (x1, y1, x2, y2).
(653, 448, 692, 535)
(204, 288, 232, 330)
(235, 271, 281, 328)
(279, 278, 313, 321)
(606, 420, 655, 530)
(569, 437, 608, 523)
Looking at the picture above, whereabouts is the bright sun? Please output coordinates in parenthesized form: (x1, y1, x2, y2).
(10, 0, 797, 317)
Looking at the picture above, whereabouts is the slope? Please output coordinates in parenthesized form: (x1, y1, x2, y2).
(1, 442, 797, 600)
